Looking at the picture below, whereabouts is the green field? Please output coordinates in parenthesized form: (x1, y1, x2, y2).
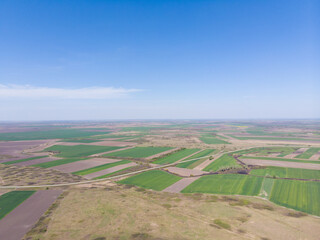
(73, 160, 131, 175)
(33, 158, 89, 168)
(199, 134, 229, 144)
(118, 170, 182, 191)
(2, 155, 47, 165)
(60, 139, 101, 143)
(152, 148, 200, 164)
(93, 166, 135, 179)
(181, 174, 263, 196)
(296, 148, 320, 159)
(44, 145, 123, 158)
(250, 167, 320, 180)
(0, 191, 35, 219)
(240, 156, 320, 164)
(270, 179, 320, 216)
(0, 129, 111, 141)
(203, 154, 242, 172)
(176, 149, 216, 168)
(103, 147, 173, 159)
(228, 135, 319, 142)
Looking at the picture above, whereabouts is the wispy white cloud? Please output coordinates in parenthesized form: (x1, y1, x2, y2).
(0, 84, 141, 99)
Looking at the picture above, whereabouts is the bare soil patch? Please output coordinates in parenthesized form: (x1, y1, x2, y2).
(285, 148, 309, 158)
(0, 190, 62, 240)
(242, 159, 320, 170)
(164, 166, 207, 177)
(50, 158, 121, 173)
(83, 162, 137, 179)
(310, 152, 320, 161)
(162, 177, 200, 193)
(14, 156, 61, 166)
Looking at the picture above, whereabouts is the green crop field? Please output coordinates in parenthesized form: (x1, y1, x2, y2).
(33, 158, 89, 168)
(228, 135, 319, 142)
(199, 134, 229, 144)
(181, 174, 263, 196)
(0, 191, 35, 219)
(240, 156, 320, 164)
(2, 155, 47, 165)
(203, 154, 242, 172)
(152, 148, 200, 164)
(73, 160, 131, 175)
(250, 167, 320, 180)
(103, 147, 173, 159)
(60, 139, 101, 143)
(118, 170, 182, 191)
(44, 145, 123, 158)
(270, 179, 320, 216)
(176, 149, 216, 168)
(253, 147, 298, 157)
(296, 148, 320, 159)
(0, 129, 111, 141)
(93, 166, 135, 179)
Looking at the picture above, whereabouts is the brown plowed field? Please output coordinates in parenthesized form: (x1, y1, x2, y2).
(162, 177, 200, 193)
(14, 156, 61, 166)
(83, 162, 137, 179)
(50, 158, 120, 173)
(242, 158, 320, 170)
(164, 167, 206, 177)
(0, 190, 62, 240)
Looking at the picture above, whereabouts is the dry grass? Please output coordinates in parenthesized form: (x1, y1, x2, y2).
(26, 184, 320, 240)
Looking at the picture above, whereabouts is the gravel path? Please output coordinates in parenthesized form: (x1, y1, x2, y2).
(0, 190, 62, 240)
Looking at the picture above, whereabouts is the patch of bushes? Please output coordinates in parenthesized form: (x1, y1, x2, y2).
(252, 203, 274, 211)
(213, 219, 231, 230)
(286, 211, 307, 218)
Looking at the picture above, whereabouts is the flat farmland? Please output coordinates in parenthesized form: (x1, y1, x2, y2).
(103, 146, 173, 159)
(296, 148, 320, 159)
(2, 155, 47, 165)
(176, 149, 216, 169)
(199, 134, 229, 144)
(240, 156, 320, 164)
(181, 174, 263, 196)
(73, 160, 132, 175)
(33, 158, 89, 168)
(0, 128, 111, 141)
(45, 145, 123, 158)
(0, 191, 35, 219)
(152, 148, 200, 164)
(270, 179, 320, 216)
(203, 154, 242, 172)
(250, 167, 320, 180)
(118, 170, 182, 191)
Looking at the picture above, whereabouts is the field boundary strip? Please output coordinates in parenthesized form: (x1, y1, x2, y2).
(0, 146, 259, 189)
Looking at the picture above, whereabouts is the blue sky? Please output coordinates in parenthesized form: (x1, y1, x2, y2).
(0, 0, 319, 120)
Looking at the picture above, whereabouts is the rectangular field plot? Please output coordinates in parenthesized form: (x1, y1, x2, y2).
(176, 149, 216, 169)
(0, 191, 35, 220)
(203, 154, 242, 172)
(250, 167, 320, 180)
(45, 145, 123, 158)
(60, 139, 102, 143)
(118, 170, 182, 191)
(73, 160, 131, 175)
(181, 174, 263, 196)
(296, 148, 320, 159)
(2, 155, 47, 165)
(152, 148, 200, 164)
(33, 158, 89, 168)
(103, 147, 173, 159)
(270, 179, 320, 216)
(200, 134, 229, 144)
(0, 128, 111, 141)
(240, 156, 320, 164)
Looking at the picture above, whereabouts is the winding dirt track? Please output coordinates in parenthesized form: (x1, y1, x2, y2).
(0, 190, 62, 240)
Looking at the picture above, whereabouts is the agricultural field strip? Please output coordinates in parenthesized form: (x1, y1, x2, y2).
(90, 146, 135, 157)
(2, 155, 48, 165)
(240, 156, 320, 164)
(72, 160, 132, 175)
(152, 148, 201, 164)
(0, 146, 261, 189)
